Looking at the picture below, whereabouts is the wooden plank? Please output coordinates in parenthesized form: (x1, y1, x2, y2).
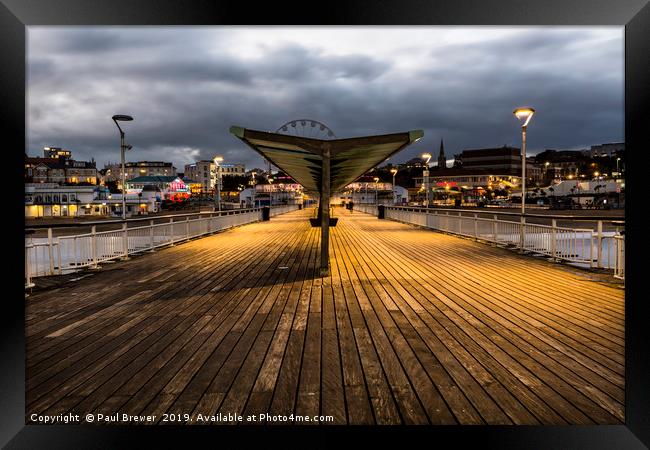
(26, 208, 625, 425)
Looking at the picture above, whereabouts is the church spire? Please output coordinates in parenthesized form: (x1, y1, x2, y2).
(438, 138, 446, 170)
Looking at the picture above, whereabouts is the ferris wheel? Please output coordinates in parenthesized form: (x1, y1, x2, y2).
(276, 119, 336, 140)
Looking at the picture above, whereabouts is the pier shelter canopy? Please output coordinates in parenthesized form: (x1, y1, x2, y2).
(229, 125, 423, 275)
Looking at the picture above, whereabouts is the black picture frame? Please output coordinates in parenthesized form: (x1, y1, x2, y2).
(2, 0, 648, 448)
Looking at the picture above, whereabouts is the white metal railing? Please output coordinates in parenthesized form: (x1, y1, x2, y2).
(614, 234, 625, 279)
(270, 204, 301, 217)
(25, 205, 299, 287)
(355, 205, 623, 277)
(353, 204, 378, 216)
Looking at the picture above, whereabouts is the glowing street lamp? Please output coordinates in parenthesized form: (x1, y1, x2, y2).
(111, 114, 134, 220)
(390, 168, 398, 204)
(213, 156, 224, 212)
(422, 153, 432, 207)
(513, 107, 535, 251)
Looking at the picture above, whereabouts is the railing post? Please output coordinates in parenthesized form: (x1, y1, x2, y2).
(519, 216, 526, 252)
(169, 218, 175, 245)
(122, 222, 130, 260)
(91, 225, 98, 268)
(25, 244, 34, 289)
(47, 228, 54, 275)
(551, 219, 557, 261)
(473, 213, 478, 239)
(589, 231, 595, 268)
(149, 220, 155, 251)
(492, 214, 497, 244)
(596, 220, 603, 268)
(73, 236, 77, 268)
(617, 235, 625, 279)
(57, 238, 63, 275)
(186, 216, 190, 240)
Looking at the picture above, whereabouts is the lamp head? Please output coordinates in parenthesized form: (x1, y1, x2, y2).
(213, 156, 224, 163)
(390, 168, 398, 175)
(112, 114, 134, 122)
(421, 153, 432, 164)
(513, 107, 535, 127)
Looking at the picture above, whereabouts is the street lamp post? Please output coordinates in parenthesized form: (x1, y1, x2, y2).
(213, 156, 224, 212)
(373, 177, 380, 204)
(421, 153, 432, 207)
(112, 114, 134, 220)
(513, 107, 535, 251)
(251, 171, 257, 207)
(390, 168, 398, 204)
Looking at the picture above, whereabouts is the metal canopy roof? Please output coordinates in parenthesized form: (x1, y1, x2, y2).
(230, 126, 424, 193)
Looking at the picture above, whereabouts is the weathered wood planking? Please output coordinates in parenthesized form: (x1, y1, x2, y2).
(26, 208, 624, 425)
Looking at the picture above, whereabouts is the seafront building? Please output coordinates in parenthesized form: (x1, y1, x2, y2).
(24, 183, 159, 217)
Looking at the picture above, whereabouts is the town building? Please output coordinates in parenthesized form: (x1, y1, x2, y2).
(125, 175, 191, 202)
(43, 146, 72, 159)
(220, 163, 246, 176)
(437, 139, 447, 169)
(184, 161, 247, 194)
(184, 160, 215, 193)
(25, 153, 98, 185)
(334, 182, 408, 205)
(454, 146, 523, 172)
(25, 183, 161, 218)
(590, 142, 624, 158)
(534, 149, 587, 180)
(103, 161, 177, 184)
(399, 157, 428, 170)
(415, 168, 522, 191)
(24, 184, 112, 217)
(239, 183, 303, 208)
(435, 145, 543, 186)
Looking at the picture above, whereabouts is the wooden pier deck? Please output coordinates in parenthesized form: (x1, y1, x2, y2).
(26, 208, 625, 425)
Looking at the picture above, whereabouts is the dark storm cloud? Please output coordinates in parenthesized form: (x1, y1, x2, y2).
(27, 27, 623, 172)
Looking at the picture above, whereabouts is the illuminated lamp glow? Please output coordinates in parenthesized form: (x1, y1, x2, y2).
(513, 107, 535, 127)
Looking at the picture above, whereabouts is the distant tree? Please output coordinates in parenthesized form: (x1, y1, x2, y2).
(104, 180, 120, 193)
(222, 174, 250, 191)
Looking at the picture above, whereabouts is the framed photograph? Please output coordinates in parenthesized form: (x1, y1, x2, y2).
(3, 0, 648, 447)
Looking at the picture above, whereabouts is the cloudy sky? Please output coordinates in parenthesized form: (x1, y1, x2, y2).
(27, 26, 623, 171)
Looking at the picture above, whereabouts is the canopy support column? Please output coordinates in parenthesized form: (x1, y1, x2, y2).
(320, 146, 331, 277)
